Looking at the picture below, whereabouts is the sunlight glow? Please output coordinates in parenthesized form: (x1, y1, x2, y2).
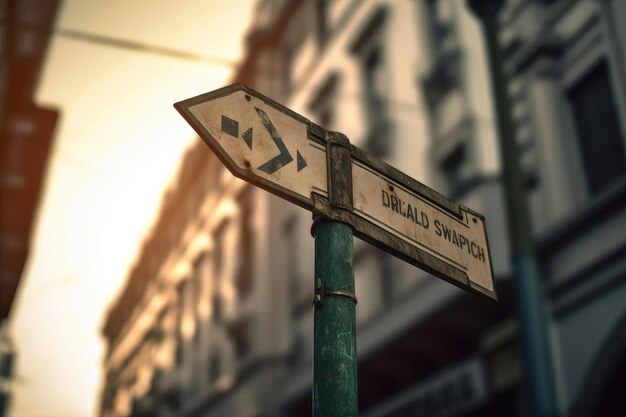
(9, 2, 256, 416)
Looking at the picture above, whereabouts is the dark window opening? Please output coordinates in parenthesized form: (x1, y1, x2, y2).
(228, 318, 252, 359)
(362, 47, 391, 157)
(212, 220, 229, 280)
(420, 0, 462, 109)
(211, 220, 230, 322)
(175, 282, 189, 367)
(567, 61, 626, 196)
(212, 292, 223, 323)
(192, 254, 205, 347)
(208, 351, 221, 384)
(236, 189, 254, 298)
(441, 143, 467, 189)
(351, 8, 391, 157)
(316, 0, 330, 47)
(364, 47, 385, 119)
(309, 73, 339, 129)
(379, 253, 398, 302)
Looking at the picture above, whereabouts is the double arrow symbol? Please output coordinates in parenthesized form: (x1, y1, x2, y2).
(221, 108, 307, 175)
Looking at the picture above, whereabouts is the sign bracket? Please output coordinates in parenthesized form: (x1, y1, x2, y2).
(326, 131, 354, 213)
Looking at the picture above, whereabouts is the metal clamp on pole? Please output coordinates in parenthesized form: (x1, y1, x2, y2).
(313, 278, 358, 308)
(326, 131, 353, 213)
(309, 130, 354, 235)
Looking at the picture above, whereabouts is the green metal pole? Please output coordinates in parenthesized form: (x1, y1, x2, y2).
(312, 215, 358, 417)
(467, 1, 559, 416)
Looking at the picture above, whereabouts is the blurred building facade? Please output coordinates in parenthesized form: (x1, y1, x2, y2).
(496, 0, 626, 416)
(0, 0, 60, 415)
(100, 1, 626, 417)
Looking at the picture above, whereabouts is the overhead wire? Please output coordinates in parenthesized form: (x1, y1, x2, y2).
(54, 25, 240, 67)
(0, 18, 240, 67)
(1, 19, 426, 113)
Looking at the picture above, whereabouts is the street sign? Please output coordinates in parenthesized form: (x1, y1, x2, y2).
(175, 85, 328, 211)
(175, 84, 496, 300)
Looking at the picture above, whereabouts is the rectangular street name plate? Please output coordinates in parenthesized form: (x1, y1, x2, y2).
(175, 84, 496, 300)
(351, 161, 493, 296)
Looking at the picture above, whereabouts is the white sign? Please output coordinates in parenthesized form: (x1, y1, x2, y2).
(175, 84, 496, 299)
(352, 162, 493, 293)
(176, 87, 328, 209)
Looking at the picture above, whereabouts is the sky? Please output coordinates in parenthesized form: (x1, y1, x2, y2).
(8, 1, 256, 416)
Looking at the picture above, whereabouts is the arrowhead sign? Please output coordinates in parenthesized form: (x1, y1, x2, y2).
(175, 84, 496, 300)
(175, 85, 328, 210)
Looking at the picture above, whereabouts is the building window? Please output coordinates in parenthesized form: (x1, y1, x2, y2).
(213, 221, 228, 278)
(316, 0, 330, 47)
(351, 8, 391, 157)
(567, 60, 626, 196)
(379, 253, 398, 302)
(236, 189, 254, 298)
(227, 318, 252, 360)
(282, 213, 308, 365)
(208, 350, 221, 384)
(175, 280, 190, 367)
(280, 5, 308, 96)
(309, 73, 339, 129)
(363, 47, 384, 116)
(420, 0, 462, 106)
(441, 143, 467, 193)
(212, 220, 230, 322)
(426, 0, 456, 53)
(282, 213, 307, 312)
(192, 254, 205, 347)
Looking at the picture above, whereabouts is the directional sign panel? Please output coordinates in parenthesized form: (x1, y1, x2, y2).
(352, 161, 493, 294)
(175, 84, 496, 300)
(175, 86, 328, 210)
